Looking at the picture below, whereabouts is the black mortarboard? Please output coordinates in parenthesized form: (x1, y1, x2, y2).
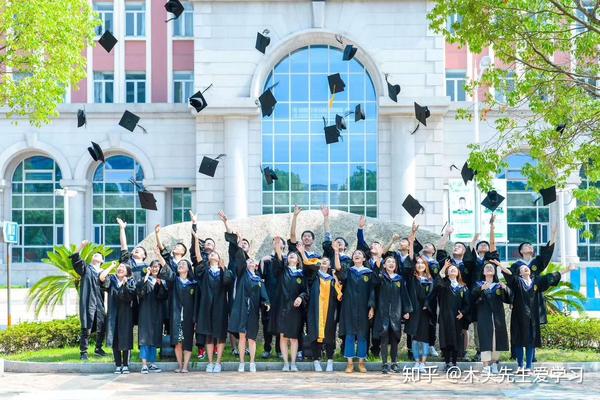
(129, 178, 157, 211)
(118, 110, 147, 134)
(98, 31, 117, 53)
(335, 114, 347, 131)
(327, 73, 345, 94)
(77, 109, 86, 128)
(414, 102, 431, 126)
(402, 195, 424, 219)
(258, 82, 278, 117)
(385, 74, 401, 102)
(261, 166, 278, 185)
(343, 44, 357, 61)
(455, 161, 475, 185)
(556, 123, 566, 133)
(481, 190, 505, 212)
(199, 154, 226, 177)
(354, 104, 365, 122)
(87, 142, 105, 163)
(255, 30, 271, 54)
(164, 0, 184, 21)
(537, 186, 557, 206)
(189, 84, 212, 113)
(323, 117, 341, 144)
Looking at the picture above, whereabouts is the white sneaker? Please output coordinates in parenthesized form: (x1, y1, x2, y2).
(419, 363, 426, 373)
(491, 363, 499, 374)
(429, 347, 439, 357)
(213, 363, 222, 373)
(121, 366, 130, 374)
(249, 362, 257, 373)
(282, 363, 290, 372)
(140, 365, 149, 374)
(326, 359, 334, 372)
(290, 364, 299, 372)
(314, 360, 322, 372)
(413, 362, 420, 370)
(114, 366, 122, 374)
(206, 363, 214, 373)
(238, 363, 245, 372)
(482, 366, 491, 375)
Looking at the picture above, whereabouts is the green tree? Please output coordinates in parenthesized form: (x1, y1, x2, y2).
(428, 1, 600, 236)
(27, 243, 112, 318)
(542, 263, 586, 315)
(0, 0, 98, 125)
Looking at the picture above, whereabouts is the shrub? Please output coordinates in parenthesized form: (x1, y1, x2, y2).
(0, 316, 81, 355)
(542, 314, 600, 351)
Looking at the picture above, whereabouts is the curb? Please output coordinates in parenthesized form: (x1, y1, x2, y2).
(2, 360, 600, 374)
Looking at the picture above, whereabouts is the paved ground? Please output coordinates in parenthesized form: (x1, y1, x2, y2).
(0, 370, 598, 399)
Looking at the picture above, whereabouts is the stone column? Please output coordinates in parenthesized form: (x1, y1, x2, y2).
(66, 185, 88, 246)
(223, 116, 249, 220)
(562, 182, 580, 267)
(390, 116, 416, 226)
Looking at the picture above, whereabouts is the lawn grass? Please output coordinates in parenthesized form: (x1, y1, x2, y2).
(4, 345, 600, 363)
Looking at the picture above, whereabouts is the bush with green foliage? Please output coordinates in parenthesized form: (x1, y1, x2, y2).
(542, 314, 600, 351)
(0, 316, 81, 355)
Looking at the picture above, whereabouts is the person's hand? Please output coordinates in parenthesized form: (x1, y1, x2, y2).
(293, 205, 302, 217)
(499, 282, 507, 290)
(403, 313, 410, 320)
(109, 261, 117, 271)
(391, 233, 401, 243)
(481, 281, 491, 290)
(296, 242, 305, 254)
(155, 224, 161, 234)
(332, 240, 340, 253)
(79, 240, 89, 251)
(368, 307, 375, 320)
(116, 218, 127, 229)
(189, 210, 197, 225)
(191, 230, 198, 239)
(217, 210, 227, 223)
(445, 225, 454, 236)
(444, 259, 452, 269)
(411, 221, 419, 234)
(321, 205, 329, 218)
(488, 259, 500, 266)
(293, 297, 302, 308)
(145, 266, 151, 277)
(358, 215, 366, 229)
(456, 311, 463, 320)
(262, 255, 271, 262)
(273, 236, 284, 253)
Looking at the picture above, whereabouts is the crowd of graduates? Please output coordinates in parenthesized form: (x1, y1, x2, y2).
(72, 206, 574, 375)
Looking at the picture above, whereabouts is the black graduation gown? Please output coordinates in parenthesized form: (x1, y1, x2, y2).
(373, 271, 412, 339)
(260, 256, 280, 317)
(70, 252, 105, 331)
(436, 249, 476, 288)
(337, 266, 376, 338)
(158, 265, 197, 347)
(268, 256, 309, 338)
(136, 276, 168, 347)
(305, 266, 339, 345)
(225, 232, 249, 315)
(227, 264, 270, 340)
(194, 262, 234, 340)
(404, 274, 435, 342)
(432, 277, 470, 352)
(103, 275, 136, 350)
(503, 271, 561, 348)
(471, 281, 512, 352)
(119, 249, 147, 325)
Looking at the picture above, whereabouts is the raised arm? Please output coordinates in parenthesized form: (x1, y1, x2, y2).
(383, 233, 400, 256)
(321, 205, 330, 236)
(192, 230, 202, 265)
(408, 222, 419, 260)
(289, 205, 302, 244)
(357, 215, 369, 252)
(155, 224, 164, 252)
(71, 240, 90, 276)
(438, 258, 451, 279)
(218, 210, 233, 234)
(99, 261, 116, 283)
(489, 214, 496, 252)
(437, 225, 454, 252)
(332, 240, 342, 272)
(470, 232, 480, 252)
(116, 218, 128, 251)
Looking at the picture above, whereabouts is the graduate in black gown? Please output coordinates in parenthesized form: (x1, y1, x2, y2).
(192, 227, 234, 374)
(271, 241, 309, 372)
(99, 262, 136, 374)
(228, 254, 271, 373)
(157, 253, 196, 373)
(70, 240, 107, 360)
(373, 255, 412, 374)
(502, 259, 573, 371)
(471, 259, 512, 374)
(336, 248, 376, 374)
(434, 259, 470, 371)
(137, 258, 168, 373)
(259, 237, 285, 359)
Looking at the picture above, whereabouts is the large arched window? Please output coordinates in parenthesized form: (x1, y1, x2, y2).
(577, 167, 600, 261)
(11, 156, 63, 262)
(497, 154, 550, 260)
(261, 45, 378, 216)
(93, 155, 146, 259)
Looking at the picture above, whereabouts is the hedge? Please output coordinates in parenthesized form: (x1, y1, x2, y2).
(542, 314, 600, 351)
(0, 316, 81, 355)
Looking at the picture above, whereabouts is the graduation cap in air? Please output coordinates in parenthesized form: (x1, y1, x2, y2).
(98, 31, 118, 53)
(556, 123, 566, 133)
(323, 117, 341, 144)
(385, 74, 401, 102)
(327, 73, 345, 108)
(118, 110, 147, 134)
(354, 104, 365, 122)
(481, 190, 505, 212)
(164, 0, 184, 22)
(535, 186, 557, 206)
(189, 84, 213, 113)
(87, 142, 105, 163)
(261, 165, 278, 185)
(77, 109, 86, 128)
(336, 110, 354, 131)
(258, 82, 278, 117)
(402, 194, 425, 219)
(335, 35, 357, 61)
(255, 29, 271, 54)
(129, 178, 157, 211)
(199, 154, 226, 177)
(451, 161, 476, 185)
(410, 102, 431, 134)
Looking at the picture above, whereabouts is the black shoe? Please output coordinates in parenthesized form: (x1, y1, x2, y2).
(296, 351, 304, 361)
(80, 353, 89, 361)
(444, 363, 452, 372)
(533, 356, 537, 362)
(382, 364, 389, 374)
(94, 348, 108, 357)
(390, 363, 399, 373)
(262, 351, 271, 359)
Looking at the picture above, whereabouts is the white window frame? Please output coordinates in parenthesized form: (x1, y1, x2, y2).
(125, 72, 146, 103)
(173, 2, 193, 38)
(93, 72, 114, 103)
(125, 2, 146, 38)
(445, 70, 467, 102)
(495, 71, 516, 103)
(173, 72, 194, 103)
(446, 13, 463, 34)
(94, 3, 114, 36)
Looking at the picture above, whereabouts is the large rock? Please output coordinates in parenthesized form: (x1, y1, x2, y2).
(139, 210, 451, 262)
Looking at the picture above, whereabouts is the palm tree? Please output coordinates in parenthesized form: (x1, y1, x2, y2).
(27, 243, 112, 318)
(542, 263, 586, 315)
